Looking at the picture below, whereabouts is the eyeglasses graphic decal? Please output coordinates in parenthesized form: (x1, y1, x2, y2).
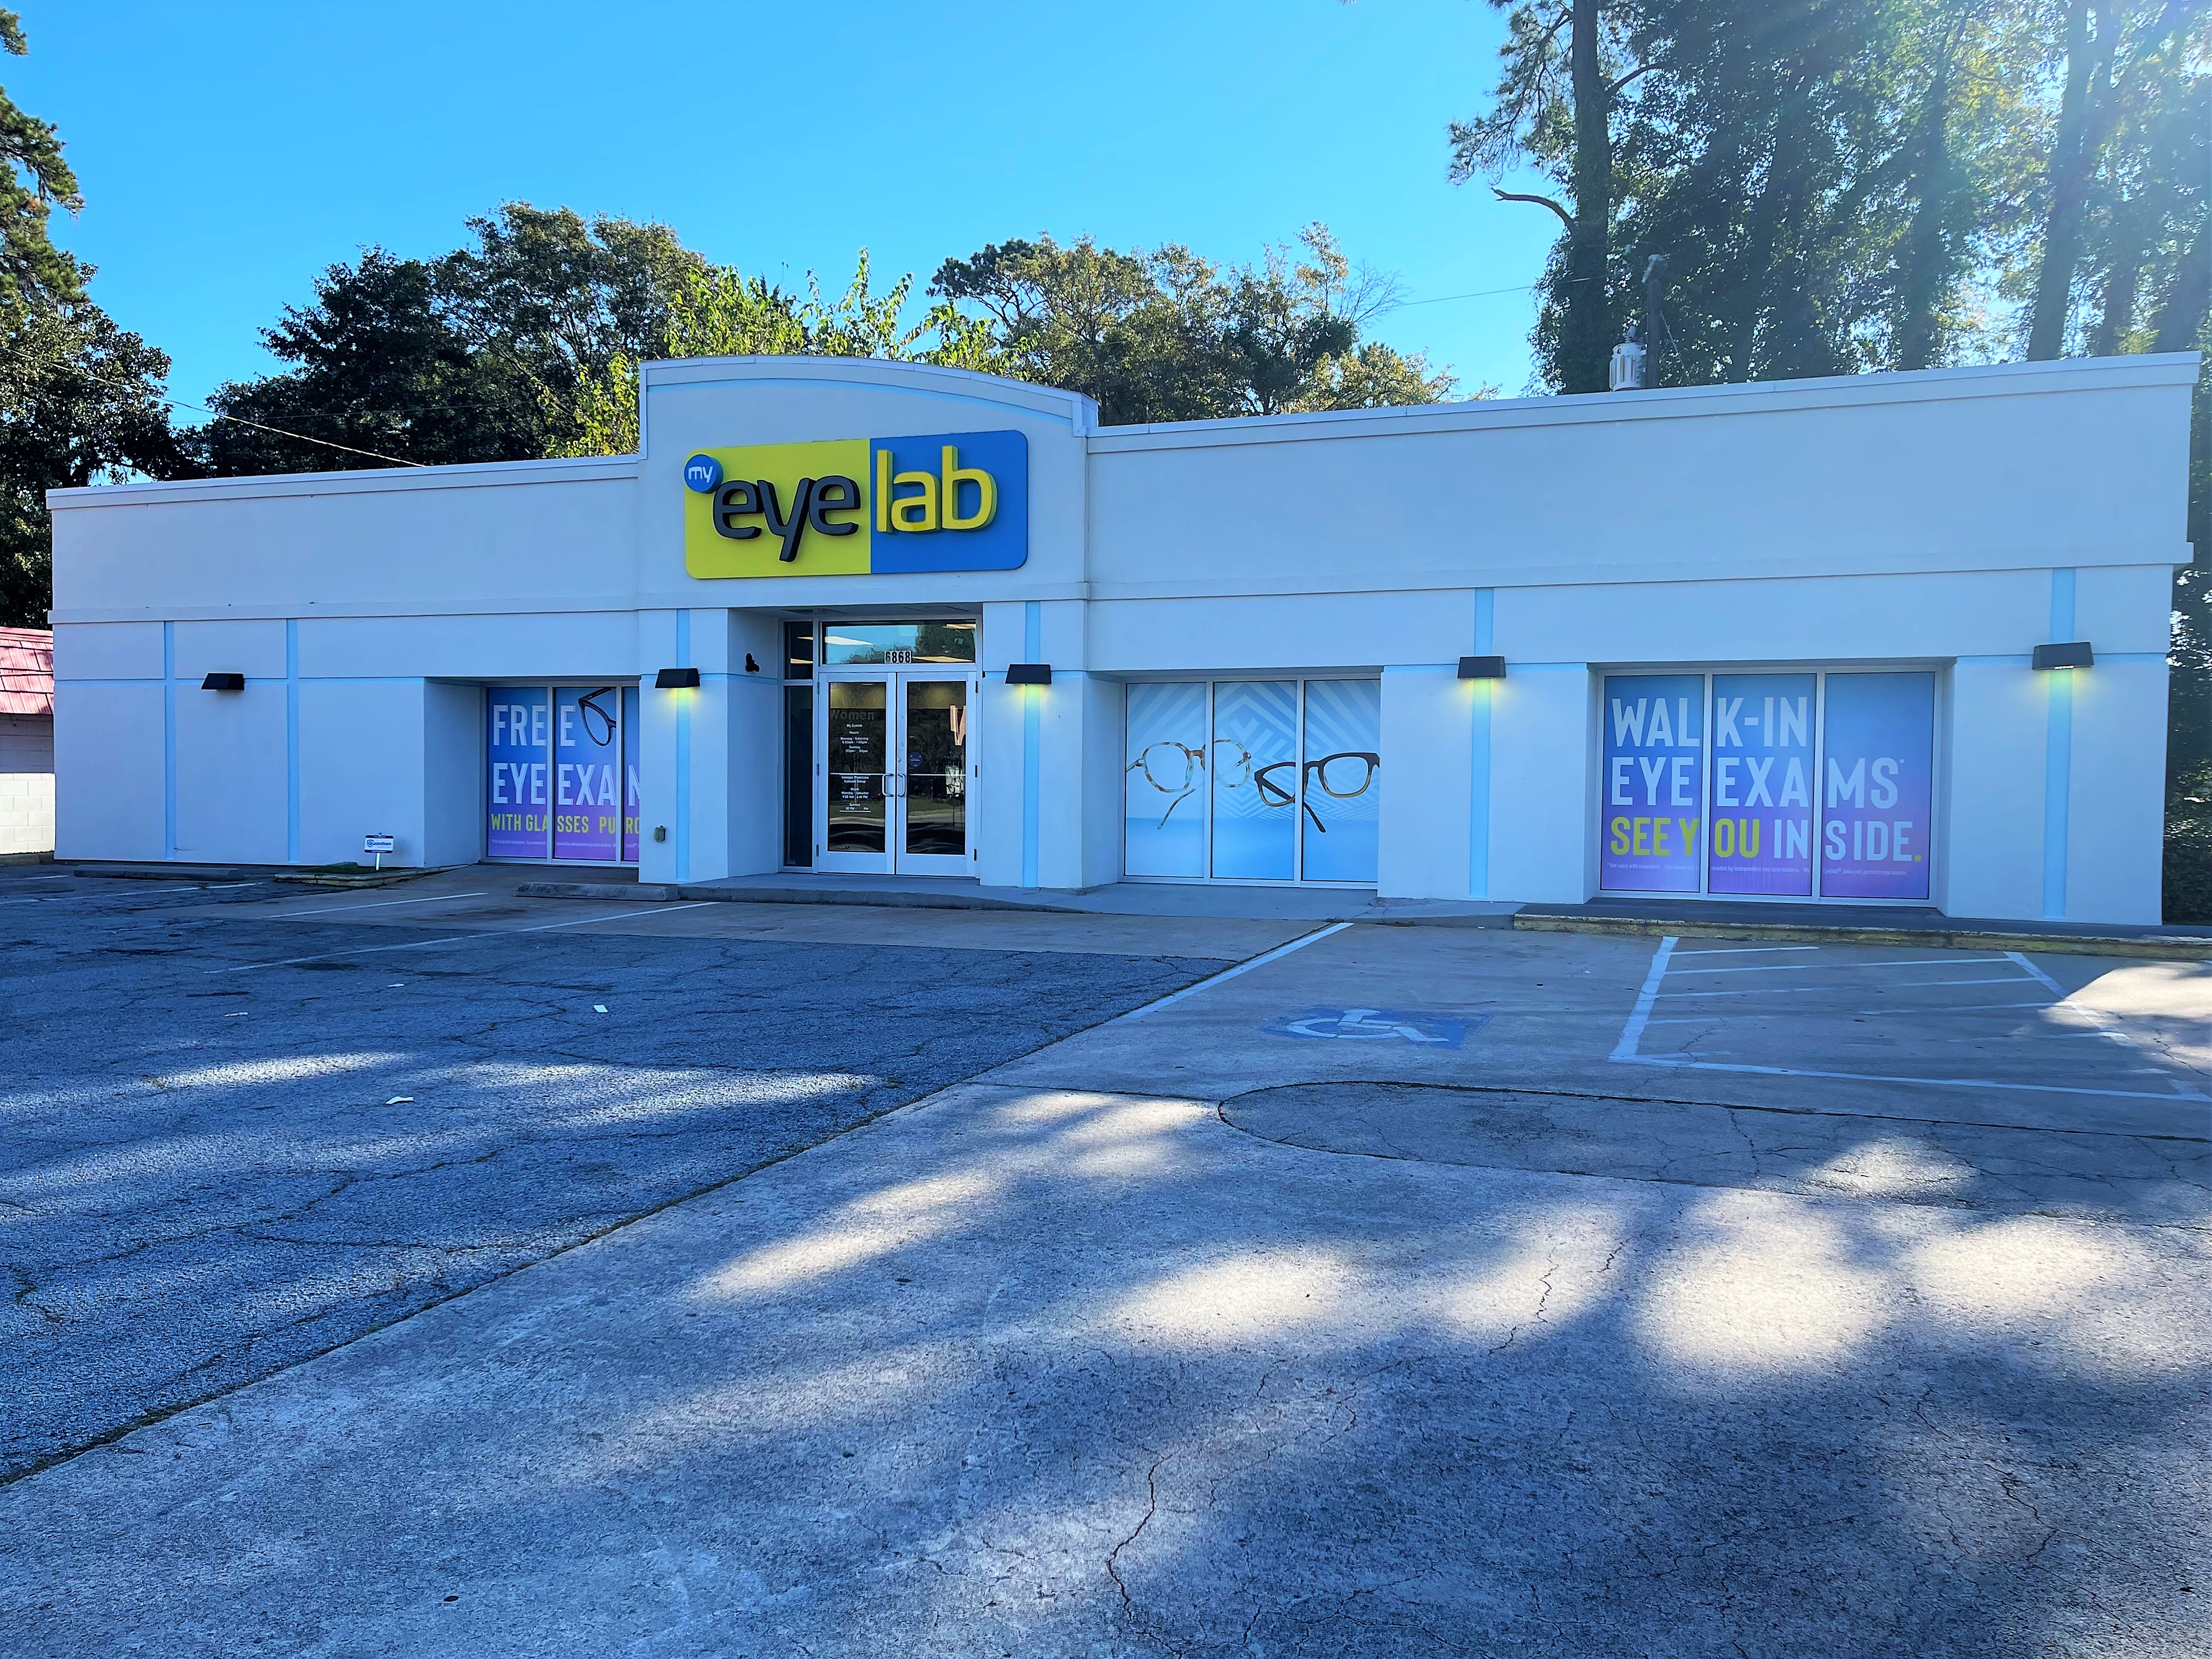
(1126, 739, 1207, 826)
(575, 687, 617, 747)
(1125, 679, 1383, 884)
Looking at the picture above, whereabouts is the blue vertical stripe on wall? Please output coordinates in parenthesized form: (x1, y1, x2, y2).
(285, 620, 300, 864)
(675, 610, 692, 883)
(1467, 588, 1494, 899)
(2042, 569, 2076, 919)
(1021, 600, 1041, 888)
(161, 621, 176, 859)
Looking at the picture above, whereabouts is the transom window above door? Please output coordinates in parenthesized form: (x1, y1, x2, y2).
(817, 621, 977, 666)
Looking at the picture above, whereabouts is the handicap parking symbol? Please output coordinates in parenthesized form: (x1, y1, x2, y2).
(1267, 1008, 1483, 1048)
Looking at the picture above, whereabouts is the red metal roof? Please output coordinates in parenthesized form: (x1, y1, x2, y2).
(0, 626, 53, 717)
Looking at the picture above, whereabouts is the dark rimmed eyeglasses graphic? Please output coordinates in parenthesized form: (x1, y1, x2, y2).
(575, 688, 617, 747)
(1126, 740, 1379, 830)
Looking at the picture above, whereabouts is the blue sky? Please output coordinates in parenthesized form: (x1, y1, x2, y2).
(18, 0, 1562, 413)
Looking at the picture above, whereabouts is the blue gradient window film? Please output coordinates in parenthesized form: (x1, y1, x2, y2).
(1707, 672, 1815, 896)
(1123, 681, 1207, 878)
(621, 684, 640, 863)
(1301, 679, 1381, 883)
(553, 686, 621, 862)
(486, 688, 549, 859)
(1212, 681, 1298, 881)
(1600, 674, 1707, 893)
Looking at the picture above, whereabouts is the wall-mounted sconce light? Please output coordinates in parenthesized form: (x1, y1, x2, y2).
(1005, 663, 1053, 686)
(201, 672, 245, 692)
(1457, 655, 1506, 680)
(744, 653, 761, 674)
(2031, 642, 2094, 671)
(653, 826, 667, 842)
(654, 667, 701, 689)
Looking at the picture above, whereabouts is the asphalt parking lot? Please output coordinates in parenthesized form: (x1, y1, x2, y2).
(0, 870, 1252, 1480)
(3, 867, 2207, 1657)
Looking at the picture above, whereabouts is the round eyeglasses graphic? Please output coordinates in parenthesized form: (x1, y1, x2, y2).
(575, 688, 617, 747)
(1126, 741, 1378, 830)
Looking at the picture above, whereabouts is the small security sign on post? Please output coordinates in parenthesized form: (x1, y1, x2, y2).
(363, 832, 395, 871)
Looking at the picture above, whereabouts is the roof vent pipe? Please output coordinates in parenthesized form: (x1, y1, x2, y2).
(1608, 328, 1646, 392)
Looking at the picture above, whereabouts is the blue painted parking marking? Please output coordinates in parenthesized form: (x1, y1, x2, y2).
(1268, 1007, 1483, 1047)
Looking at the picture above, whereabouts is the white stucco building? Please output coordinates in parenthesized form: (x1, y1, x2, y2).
(47, 350, 2198, 923)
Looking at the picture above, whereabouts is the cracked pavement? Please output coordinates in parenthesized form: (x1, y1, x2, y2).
(0, 872, 1222, 1481)
(2, 885, 2207, 1656)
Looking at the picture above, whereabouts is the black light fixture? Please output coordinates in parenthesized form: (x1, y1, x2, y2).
(743, 653, 761, 674)
(201, 672, 245, 692)
(1004, 663, 1052, 686)
(2032, 642, 2094, 671)
(654, 667, 701, 689)
(1457, 655, 1506, 680)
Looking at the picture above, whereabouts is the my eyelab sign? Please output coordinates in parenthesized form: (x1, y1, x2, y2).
(681, 429, 1028, 578)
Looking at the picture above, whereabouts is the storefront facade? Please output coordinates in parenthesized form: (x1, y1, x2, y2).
(47, 352, 2197, 923)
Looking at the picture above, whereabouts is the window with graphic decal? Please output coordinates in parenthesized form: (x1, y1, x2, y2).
(1124, 679, 1382, 885)
(486, 684, 638, 864)
(1599, 670, 1934, 900)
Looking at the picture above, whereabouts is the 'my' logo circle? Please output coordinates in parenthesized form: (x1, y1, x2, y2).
(683, 454, 724, 494)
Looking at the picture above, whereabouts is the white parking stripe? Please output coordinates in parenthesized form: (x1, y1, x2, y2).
(260, 891, 487, 919)
(2002, 951, 2067, 997)
(1667, 955, 2012, 976)
(1659, 976, 2035, 998)
(1670, 944, 1819, 957)
(1610, 935, 1678, 1061)
(212, 901, 716, 973)
(1114, 922, 1352, 1021)
(1854, 1000, 2051, 1015)
(2002, 950, 2206, 1096)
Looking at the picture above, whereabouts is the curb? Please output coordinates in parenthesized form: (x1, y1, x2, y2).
(271, 870, 436, 890)
(1512, 912, 2212, 961)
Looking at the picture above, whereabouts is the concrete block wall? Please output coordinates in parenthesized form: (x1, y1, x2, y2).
(0, 712, 53, 854)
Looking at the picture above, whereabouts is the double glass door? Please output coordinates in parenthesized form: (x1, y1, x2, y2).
(818, 673, 976, 875)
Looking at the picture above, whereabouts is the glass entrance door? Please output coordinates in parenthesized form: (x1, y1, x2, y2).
(816, 672, 976, 875)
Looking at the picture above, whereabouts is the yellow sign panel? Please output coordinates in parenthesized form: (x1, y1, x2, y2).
(683, 439, 872, 579)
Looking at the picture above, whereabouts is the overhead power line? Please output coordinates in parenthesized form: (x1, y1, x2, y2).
(146, 390, 427, 469)
(1395, 275, 1599, 310)
(0, 342, 426, 468)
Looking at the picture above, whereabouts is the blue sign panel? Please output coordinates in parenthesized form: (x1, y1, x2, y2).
(553, 687, 621, 862)
(621, 684, 640, 863)
(1820, 672, 1935, 900)
(1708, 672, 1816, 896)
(1601, 674, 1707, 892)
(866, 429, 1028, 573)
(487, 688, 549, 859)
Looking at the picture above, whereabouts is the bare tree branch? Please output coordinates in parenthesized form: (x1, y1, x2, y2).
(1491, 187, 1577, 231)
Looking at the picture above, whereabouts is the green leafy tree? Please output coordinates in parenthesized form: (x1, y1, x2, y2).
(0, 303, 177, 625)
(0, 9, 184, 624)
(557, 252, 1005, 457)
(193, 204, 708, 472)
(191, 249, 538, 474)
(0, 7, 82, 317)
(1451, 0, 1644, 392)
(931, 225, 1454, 422)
